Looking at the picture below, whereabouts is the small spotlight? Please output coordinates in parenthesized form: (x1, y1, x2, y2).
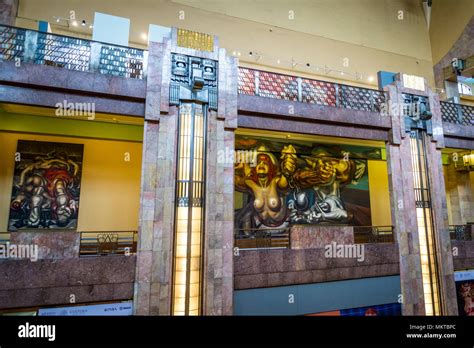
(249, 51, 253, 56)
(232, 51, 237, 56)
(306, 63, 310, 67)
(141, 32, 148, 40)
(237, 52, 241, 56)
(81, 20, 86, 27)
(89, 24, 94, 29)
(55, 18, 60, 23)
(71, 20, 78, 27)
(340, 71, 344, 75)
(368, 76, 374, 82)
(277, 59, 281, 64)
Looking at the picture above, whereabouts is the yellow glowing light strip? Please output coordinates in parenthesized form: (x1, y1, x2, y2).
(410, 134, 440, 315)
(172, 103, 205, 316)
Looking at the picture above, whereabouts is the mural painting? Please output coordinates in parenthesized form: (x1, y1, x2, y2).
(234, 136, 383, 233)
(8, 140, 84, 231)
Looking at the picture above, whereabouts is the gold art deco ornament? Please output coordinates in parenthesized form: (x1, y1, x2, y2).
(177, 28, 214, 52)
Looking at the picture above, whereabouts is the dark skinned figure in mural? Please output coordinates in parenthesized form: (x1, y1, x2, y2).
(290, 149, 367, 224)
(235, 137, 377, 233)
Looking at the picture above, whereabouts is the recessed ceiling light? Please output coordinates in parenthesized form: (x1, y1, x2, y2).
(141, 32, 148, 40)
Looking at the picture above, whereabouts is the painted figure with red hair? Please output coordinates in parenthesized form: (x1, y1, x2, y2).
(235, 144, 298, 229)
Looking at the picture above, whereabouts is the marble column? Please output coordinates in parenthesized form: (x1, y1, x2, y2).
(134, 40, 176, 315)
(0, 0, 18, 26)
(134, 30, 237, 315)
(203, 52, 238, 315)
(385, 78, 458, 315)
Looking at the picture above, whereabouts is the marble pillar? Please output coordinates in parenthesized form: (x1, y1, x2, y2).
(385, 78, 458, 315)
(134, 31, 236, 315)
(0, 0, 18, 26)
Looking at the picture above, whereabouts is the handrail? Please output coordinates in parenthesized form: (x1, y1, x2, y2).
(449, 224, 472, 241)
(0, 24, 147, 52)
(240, 66, 383, 93)
(440, 100, 474, 126)
(79, 230, 138, 256)
(238, 66, 387, 113)
(353, 225, 394, 244)
(234, 227, 290, 250)
(234, 225, 394, 250)
(0, 24, 147, 80)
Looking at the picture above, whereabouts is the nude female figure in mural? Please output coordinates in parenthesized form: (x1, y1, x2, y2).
(235, 144, 298, 228)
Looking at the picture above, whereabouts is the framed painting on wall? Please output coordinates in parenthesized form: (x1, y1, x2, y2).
(8, 140, 84, 231)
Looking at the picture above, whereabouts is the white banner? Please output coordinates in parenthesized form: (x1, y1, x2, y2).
(38, 302, 133, 316)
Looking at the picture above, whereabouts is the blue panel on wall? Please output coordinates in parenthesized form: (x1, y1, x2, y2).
(234, 275, 401, 315)
(38, 21, 50, 33)
(377, 71, 397, 90)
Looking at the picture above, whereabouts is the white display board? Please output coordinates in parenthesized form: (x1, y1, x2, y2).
(92, 12, 130, 46)
(148, 24, 172, 44)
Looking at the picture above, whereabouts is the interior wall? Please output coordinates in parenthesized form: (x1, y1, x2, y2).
(0, 131, 142, 232)
(368, 160, 392, 226)
(429, 0, 474, 64)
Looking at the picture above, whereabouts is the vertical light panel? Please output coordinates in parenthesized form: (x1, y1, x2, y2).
(409, 130, 441, 315)
(173, 103, 206, 316)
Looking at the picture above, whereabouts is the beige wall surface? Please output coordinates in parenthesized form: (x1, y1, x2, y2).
(17, 0, 435, 87)
(429, 0, 474, 64)
(0, 132, 142, 232)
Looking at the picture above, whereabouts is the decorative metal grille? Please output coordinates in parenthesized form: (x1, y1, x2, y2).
(35, 32, 91, 71)
(237, 67, 387, 112)
(449, 225, 472, 241)
(460, 104, 474, 125)
(441, 101, 474, 126)
(238, 67, 256, 95)
(99, 45, 145, 79)
(234, 228, 290, 249)
(258, 71, 299, 101)
(340, 85, 374, 111)
(301, 79, 336, 106)
(0, 26, 25, 61)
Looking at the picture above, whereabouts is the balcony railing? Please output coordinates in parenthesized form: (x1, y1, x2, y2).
(238, 67, 387, 112)
(0, 25, 147, 79)
(449, 224, 473, 241)
(441, 101, 474, 126)
(353, 225, 394, 244)
(234, 228, 290, 250)
(79, 231, 138, 256)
